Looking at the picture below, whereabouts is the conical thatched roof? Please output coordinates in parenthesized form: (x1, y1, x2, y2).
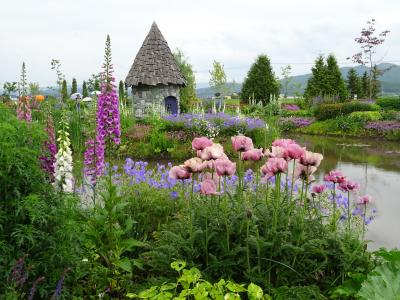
(125, 22, 186, 87)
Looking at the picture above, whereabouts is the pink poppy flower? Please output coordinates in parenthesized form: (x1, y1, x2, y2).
(294, 163, 317, 181)
(272, 139, 296, 148)
(260, 158, 288, 177)
(357, 194, 372, 205)
(200, 179, 218, 195)
(169, 165, 191, 180)
(184, 157, 204, 173)
(300, 151, 323, 167)
(215, 158, 236, 176)
(192, 137, 213, 151)
(231, 135, 254, 152)
(286, 143, 306, 160)
(264, 146, 287, 159)
(324, 170, 346, 184)
(312, 184, 327, 194)
(199, 143, 226, 160)
(338, 180, 360, 192)
(242, 148, 264, 161)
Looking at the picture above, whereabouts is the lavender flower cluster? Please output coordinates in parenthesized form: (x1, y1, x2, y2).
(279, 117, 314, 127)
(364, 121, 400, 131)
(282, 104, 300, 111)
(163, 113, 266, 131)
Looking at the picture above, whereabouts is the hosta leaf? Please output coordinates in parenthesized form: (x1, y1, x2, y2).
(248, 283, 263, 300)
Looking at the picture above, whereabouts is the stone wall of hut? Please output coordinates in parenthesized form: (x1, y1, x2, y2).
(131, 85, 180, 117)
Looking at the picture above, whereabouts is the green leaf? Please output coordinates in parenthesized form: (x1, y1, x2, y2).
(248, 283, 263, 300)
(358, 261, 400, 300)
(115, 257, 132, 273)
(226, 281, 246, 293)
(138, 286, 158, 298)
(160, 283, 177, 291)
(170, 260, 186, 272)
(224, 293, 241, 300)
(121, 238, 146, 252)
(126, 293, 137, 298)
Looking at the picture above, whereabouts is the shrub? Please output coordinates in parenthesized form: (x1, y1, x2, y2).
(376, 96, 400, 110)
(349, 111, 382, 123)
(381, 110, 400, 121)
(315, 102, 380, 120)
(281, 109, 313, 117)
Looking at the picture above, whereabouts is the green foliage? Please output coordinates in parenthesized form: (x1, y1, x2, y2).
(209, 60, 228, 96)
(281, 109, 313, 117)
(71, 78, 78, 94)
(315, 101, 381, 120)
(360, 71, 369, 99)
(376, 96, 400, 110)
(174, 49, 197, 112)
(242, 55, 280, 104)
(61, 79, 68, 102)
(381, 110, 400, 121)
(82, 80, 89, 97)
(349, 111, 382, 123)
(358, 249, 400, 300)
(304, 54, 348, 102)
(346, 68, 361, 99)
(127, 262, 270, 299)
(0, 106, 82, 297)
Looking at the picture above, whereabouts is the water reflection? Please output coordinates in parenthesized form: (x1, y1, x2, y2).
(286, 134, 400, 250)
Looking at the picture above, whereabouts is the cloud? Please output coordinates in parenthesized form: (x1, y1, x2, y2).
(1, 0, 399, 86)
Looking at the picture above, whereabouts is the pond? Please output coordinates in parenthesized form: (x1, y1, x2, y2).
(285, 134, 400, 250)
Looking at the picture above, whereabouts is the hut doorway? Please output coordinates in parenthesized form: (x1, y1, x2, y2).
(164, 96, 178, 115)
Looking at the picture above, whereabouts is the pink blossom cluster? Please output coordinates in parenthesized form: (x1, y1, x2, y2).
(83, 137, 105, 185)
(16, 96, 32, 122)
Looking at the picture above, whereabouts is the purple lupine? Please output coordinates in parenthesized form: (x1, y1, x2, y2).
(28, 276, 45, 300)
(50, 268, 70, 300)
(40, 115, 57, 182)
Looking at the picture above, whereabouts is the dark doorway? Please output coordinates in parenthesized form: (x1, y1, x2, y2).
(164, 96, 178, 115)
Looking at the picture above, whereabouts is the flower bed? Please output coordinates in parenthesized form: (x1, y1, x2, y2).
(163, 113, 265, 131)
(364, 121, 400, 131)
(279, 116, 314, 130)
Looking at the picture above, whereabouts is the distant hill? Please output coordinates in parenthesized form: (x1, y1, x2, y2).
(196, 63, 400, 98)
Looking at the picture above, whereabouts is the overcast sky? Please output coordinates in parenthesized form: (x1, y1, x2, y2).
(1, 0, 399, 87)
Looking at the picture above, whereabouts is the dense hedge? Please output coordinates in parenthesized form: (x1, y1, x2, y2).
(376, 97, 400, 110)
(315, 102, 381, 120)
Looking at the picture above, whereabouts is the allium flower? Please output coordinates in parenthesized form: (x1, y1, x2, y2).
(169, 165, 191, 180)
(312, 184, 327, 194)
(338, 180, 360, 192)
(357, 194, 372, 205)
(231, 135, 254, 152)
(272, 139, 296, 148)
(200, 179, 218, 195)
(242, 148, 264, 161)
(300, 151, 323, 167)
(192, 137, 213, 151)
(54, 115, 74, 192)
(16, 96, 32, 122)
(40, 115, 57, 181)
(260, 158, 288, 178)
(215, 158, 236, 176)
(324, 170, 346, 184)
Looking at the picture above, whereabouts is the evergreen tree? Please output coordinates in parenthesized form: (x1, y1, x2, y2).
(209, 60, 227, 96)
(241, 55, 280, 104)
(304, 55, 327, 101)
(94, 79, 100, 91)
(82, 81, 88, 98)
(118, 80, 125, 105)
(71, 78, 77, 94)
(174, 49, 196, 112)
(360, 71, 369, 99)
(325, 54, 348, 101)
(61, 79, 68, 102)
(346, 68, 361, 99)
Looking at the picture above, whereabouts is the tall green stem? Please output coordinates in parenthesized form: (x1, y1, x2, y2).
(347, 191, 351, 233)
(290, 160, 296, 201)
